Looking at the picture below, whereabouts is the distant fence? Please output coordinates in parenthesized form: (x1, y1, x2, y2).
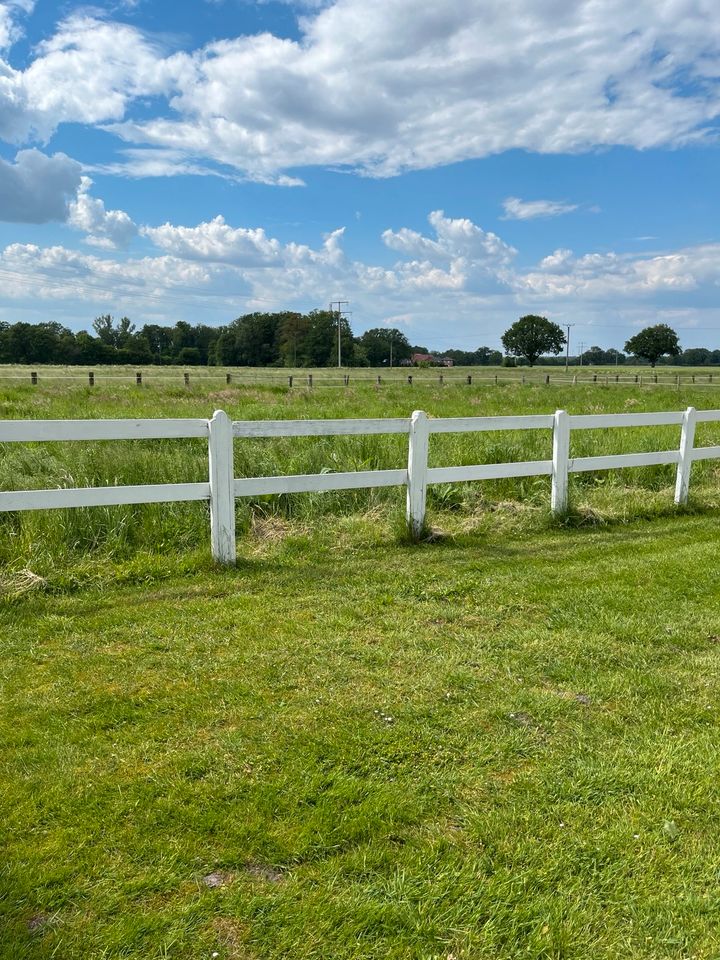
(0, 406, 718, 564)
(6, 369, 720, 389)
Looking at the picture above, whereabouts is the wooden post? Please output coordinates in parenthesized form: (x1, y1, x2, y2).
(226, 373, 232, 385)
(377, 375, 382, 385)
(408, 375, 413, 386)
(288, 375, 293, 388)
(307, 374, 313, 388)
(344, 374, 349, 386)
(494, 375, 498, 385)
(439, 374, 444, 386)
(208, 410, 236, 565)
(551, 409, 570, 515)
(545, 374, 550, 385)
(593, 374, 597, 383)
(136, 371, 142, 386)
(573, 375, 577, 385)
(88, 371, 95, 387)
(674, 406, 697, 506)
(30, 371, 37, 385)
(406, 410, 429, 538)
(467, 375, 472, 385)
(184, 372, 190, 387)
(522, 374, 525, 385)
(635, 375, 639, 384)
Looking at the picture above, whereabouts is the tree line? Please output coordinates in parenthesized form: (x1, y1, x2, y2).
(0, 311, 713, 368)
(0, 312, 504, 367)
(501, 316, 707, 368)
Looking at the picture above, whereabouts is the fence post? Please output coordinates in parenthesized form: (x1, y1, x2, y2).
(307, 374, 313, 388)
(208, 409, 236, 565)
(674, 406, 697, 506)
(377, 375, 382, 385)
(184, 372, 190, 387)
(88, 371, 95, 387)
(408, 375, 413, 386)
(226, 373, 232, 385)
(406, 410, 430, 539)
(288, 375, 293, 388)
(136, 371, 142, 386)
(31, 371, 37, 385)
(551, 409, 570, 515)
(467, 375, 472, 385)
(439, 374, 443, 386)
(545, 374, 550, 385)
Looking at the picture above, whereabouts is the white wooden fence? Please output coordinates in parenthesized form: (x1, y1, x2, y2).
(1, 406, 719, 565)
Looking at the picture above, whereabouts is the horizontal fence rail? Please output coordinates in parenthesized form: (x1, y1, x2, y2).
(8, 369, 720, 390)
(1, 406, 719, 564)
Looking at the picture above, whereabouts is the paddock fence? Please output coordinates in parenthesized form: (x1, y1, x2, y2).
(0, 406, 718, 564)
(6, 369, 720, 390)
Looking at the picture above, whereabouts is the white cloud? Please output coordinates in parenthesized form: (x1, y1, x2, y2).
(383, 210, 516, 267)
(0, 1, 34, 51)
(3, 209, 720, 347)
(68, 176, 138, 249)
(142, 215, 283, 266)
(0, 13, 175, 142)
(0, 148, 81, 223)
(517, 244, 720, 299)
(2, 1, 720, 179)
(502, 197, 580, 221)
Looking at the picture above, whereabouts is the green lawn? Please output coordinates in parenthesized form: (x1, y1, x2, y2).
(3, 511, 720, 958)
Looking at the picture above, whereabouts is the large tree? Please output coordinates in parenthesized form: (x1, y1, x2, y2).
(358, 327, 411, 366)
(624, 324, 680, 368)
(501, 315, 566, 366)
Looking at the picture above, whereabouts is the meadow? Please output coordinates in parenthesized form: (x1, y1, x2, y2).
(2, 370, 720, 958)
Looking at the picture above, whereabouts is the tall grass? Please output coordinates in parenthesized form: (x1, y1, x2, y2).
(1, 378, 720, 571)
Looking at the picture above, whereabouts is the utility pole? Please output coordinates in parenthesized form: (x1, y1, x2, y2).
(579, 341, 586, 367)
(389, 331, 393, 368)
(564, 323, 575, 372)
(329, 300, 349, 367)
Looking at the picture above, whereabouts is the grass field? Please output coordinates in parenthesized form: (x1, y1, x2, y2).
(1, 372, 720, 575)
(2, 372, 720, 958)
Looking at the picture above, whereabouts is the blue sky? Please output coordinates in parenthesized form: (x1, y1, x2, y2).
(1, 0, 720, 352)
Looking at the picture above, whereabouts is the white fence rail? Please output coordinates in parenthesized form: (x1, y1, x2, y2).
(1, 406, 719, 564)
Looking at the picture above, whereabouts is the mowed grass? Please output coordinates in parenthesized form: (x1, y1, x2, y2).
(3, 512, 720, 958)
(3, 375, 720, 957)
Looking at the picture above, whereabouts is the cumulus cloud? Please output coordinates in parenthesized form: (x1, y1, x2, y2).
(502, 197, 580, 220)
(142, 215, 283, 266)
(2, 208, 720, 345)
(2, 1, 720, 179)
(67, 176, 138, 249)
(383, 210, 516, 267)
(0, 13, 175, 142)
(517, 244, 720, 299)
(0, 148, 81, 223)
